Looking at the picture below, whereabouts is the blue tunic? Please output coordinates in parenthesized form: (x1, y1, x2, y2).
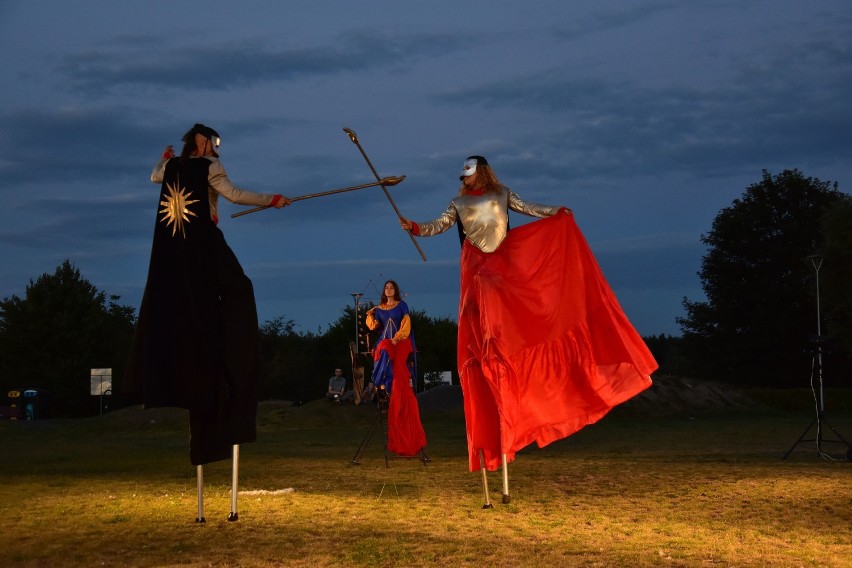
(370, 301, 415, 395)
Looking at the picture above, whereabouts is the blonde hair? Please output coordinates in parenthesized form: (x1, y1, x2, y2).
(458, 163, 504, 195)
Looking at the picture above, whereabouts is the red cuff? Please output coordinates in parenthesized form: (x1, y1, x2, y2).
(410, 222, 421, 236)
(269, 194, 283, 207)
(161, 149, 172, 160)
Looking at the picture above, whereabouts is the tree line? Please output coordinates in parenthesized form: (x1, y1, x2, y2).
(0, 261, 461, 417)
(1, 169, 849, 417)
(679, 169, 852, 386)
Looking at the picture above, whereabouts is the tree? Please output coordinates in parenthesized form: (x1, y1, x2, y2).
(820, 195, 852, 360)
(678, 169, 849, 386)
(641, 334, 692, 377)
(258, 307, 360, 403)
(258, 315, 301, 400)
(408, 310, 458, 390)
(0, 260, 137, 416)
(256, 305, 460, 402)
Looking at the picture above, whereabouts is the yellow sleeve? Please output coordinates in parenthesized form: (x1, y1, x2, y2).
(365, 310, 378, 330)
(393, 314, 411, 342)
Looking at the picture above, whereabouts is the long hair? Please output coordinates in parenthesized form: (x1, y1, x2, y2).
(381, 280, 402, 304)
(458, 163, 504, 195)
(179, 123, 219, 163)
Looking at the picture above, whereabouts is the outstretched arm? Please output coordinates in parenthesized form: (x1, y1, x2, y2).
(208, 159, 290, 208)
(507, 189, 563, 218)
(401, 202, 459, 237)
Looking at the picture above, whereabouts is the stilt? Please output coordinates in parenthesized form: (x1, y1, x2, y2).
(479, 450, 493, 509)
(228, 444, 239, 522)
(501, 453, 511, 504)
(195, 465, 206, 523)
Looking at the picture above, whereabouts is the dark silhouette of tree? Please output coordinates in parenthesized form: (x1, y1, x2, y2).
(0, 260, 136, 416)
(678, 169, 848, 386)
(0, 261, 463, 415)
(820, 195, 852, 362)
(257, 306, 459, 402)
(258, 306, 369, 403)
(642, 334, 691, 377)
(408, 310, 458, 390)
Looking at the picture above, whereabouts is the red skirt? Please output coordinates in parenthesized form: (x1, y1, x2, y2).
(375, 338, 427, 456)
(458, 211, 656, 471)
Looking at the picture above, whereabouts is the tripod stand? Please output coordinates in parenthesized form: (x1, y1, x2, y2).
(351, 394, 390, 466)
(350, 391, 430, 467)
(783, 256, 851, 461)
(782, 340, 851, 461)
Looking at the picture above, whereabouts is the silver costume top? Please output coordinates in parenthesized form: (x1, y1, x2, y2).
(151, 156, 276, 222)
(416, 185, 561, 253)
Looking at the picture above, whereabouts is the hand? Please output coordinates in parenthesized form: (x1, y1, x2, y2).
(559, 207, 573, 216)
(161, 145, 175, 160)
(271, 195, 292, 208)
(400, 217, 413, 231)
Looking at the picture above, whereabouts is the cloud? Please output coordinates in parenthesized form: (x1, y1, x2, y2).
(57, 30, 471, 94)
(433, 33, 852, 183)
(1, 0, 849, 339)
(0, 106, 170, 187)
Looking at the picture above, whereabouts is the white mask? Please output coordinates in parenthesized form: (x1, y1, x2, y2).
(461, 158, 478, 178)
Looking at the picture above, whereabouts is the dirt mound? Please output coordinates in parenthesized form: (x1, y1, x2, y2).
(417, 384, 463, 411)
(416, 377, 757, 416)
(619, 375, 756, 416)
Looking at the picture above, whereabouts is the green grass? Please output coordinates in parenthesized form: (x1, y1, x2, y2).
(1, 391, 850, 567)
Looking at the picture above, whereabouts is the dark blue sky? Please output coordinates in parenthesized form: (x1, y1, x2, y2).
(1, 1, 850, 336)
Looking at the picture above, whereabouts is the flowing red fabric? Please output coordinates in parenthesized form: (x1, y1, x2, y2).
(374, 338, 427, 456)
(458, 211, 656, 471)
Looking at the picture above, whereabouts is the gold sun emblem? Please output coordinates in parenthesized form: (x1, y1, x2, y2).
(159, 176, 199, 238)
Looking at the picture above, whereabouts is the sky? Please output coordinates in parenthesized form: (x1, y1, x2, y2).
(1, 0, 850, 338)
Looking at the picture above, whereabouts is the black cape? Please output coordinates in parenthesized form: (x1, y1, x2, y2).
(124, 157, 260, 465)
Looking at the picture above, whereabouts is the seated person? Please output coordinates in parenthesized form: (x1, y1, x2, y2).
(326, 368, 353, 402)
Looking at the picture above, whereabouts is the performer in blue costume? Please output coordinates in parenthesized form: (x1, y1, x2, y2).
(366, 280, 413, 395)
(365, 280, 426, 456)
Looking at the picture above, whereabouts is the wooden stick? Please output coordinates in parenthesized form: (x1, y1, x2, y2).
(343, 127, 427, 262)
(230, 176, 406, 218)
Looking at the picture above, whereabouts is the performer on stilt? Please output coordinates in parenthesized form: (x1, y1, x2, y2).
(124, 123, 291, 519)
(401, 156, 656, 504)
(365, 280, 427, 457)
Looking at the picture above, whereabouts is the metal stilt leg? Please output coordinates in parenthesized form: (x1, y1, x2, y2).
(228, 444, 239, 522)
(195, 465, 206, 523)
(501, 454, 511, 504)
(479, 450, 493, 509)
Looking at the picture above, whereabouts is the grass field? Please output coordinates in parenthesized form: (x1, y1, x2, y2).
(1, 386, 850, 567)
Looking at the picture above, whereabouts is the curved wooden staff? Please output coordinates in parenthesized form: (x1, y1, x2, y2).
(231, 176, 406, 218)
(343, 127, 427, 262)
